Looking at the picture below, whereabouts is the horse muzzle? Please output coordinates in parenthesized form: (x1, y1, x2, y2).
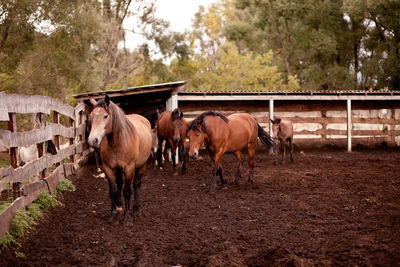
(190, 151, 199, 159)
(88, 137, 100, 148)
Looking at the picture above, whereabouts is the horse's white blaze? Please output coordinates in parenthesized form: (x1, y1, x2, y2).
(88, 109, 108, 148)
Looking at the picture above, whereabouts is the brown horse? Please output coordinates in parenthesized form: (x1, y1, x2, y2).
(187, 111, 276, 190)
(156, 108, 188, 173)
(88, 95, 152, 222)
(271, 118, 294, 164)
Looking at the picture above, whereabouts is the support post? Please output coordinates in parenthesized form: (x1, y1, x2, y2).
(8, 113, 20, 199)
(166, 94, 179, 164)
(69, 117, 74, 162)
(347, 99, 352, 152)
(269, 99, 274, 135)
(36, 113, 46, 178)
(53, 111, 60, 167)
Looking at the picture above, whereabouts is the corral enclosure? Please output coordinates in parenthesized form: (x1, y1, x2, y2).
(178, 91, 400, 149)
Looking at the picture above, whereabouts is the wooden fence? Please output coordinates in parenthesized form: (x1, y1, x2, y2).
(0, 92, 89, 239)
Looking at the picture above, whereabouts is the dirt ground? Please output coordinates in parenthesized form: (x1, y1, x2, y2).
(1, 147, 400, 266)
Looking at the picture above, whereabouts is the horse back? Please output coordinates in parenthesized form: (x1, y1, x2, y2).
(279, 120, 294, 140)
(156, 111, 172, 138)
(125, 114, 152, 167)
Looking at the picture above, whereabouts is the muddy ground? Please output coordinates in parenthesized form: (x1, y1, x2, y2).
(1, 148, 400, 266)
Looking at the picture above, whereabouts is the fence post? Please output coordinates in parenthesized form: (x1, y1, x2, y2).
(53, 111, 60, 167)
(8, 113, 20, 199)
(36, 113, 46, 178)
(347, 99, 352, 152)
(269, 99, 274, 135)
(69, 117, 74, 163)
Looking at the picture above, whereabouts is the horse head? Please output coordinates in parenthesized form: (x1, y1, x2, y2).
(186, 119, 204, 159)
(271, 118, 282, 139)
(88, 95, 113, 148)
(45, 140, 58, 155)
(170, 108, 185, 143)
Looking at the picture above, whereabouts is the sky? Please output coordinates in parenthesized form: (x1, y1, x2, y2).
(124, 0, 217, 53)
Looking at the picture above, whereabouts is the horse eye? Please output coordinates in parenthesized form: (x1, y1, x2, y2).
(196, 133, 200, 137)
(104, 114, 108, 119)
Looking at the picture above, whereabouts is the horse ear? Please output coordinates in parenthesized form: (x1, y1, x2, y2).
(90, 98, 97, 106)
(105, 95, 110, 106)
(180, 111, 183, 118)
(275, 118, 281, 124)
(270, 119, 274, 123)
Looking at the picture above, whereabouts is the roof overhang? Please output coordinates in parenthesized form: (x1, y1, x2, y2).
(73, 81, 186, 102)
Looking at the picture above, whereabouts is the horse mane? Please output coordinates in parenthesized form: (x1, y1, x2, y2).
(96, 99, 135, 140)
(187, 111, 229, 133)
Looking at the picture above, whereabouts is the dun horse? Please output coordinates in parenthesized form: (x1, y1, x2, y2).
(88, 95, 152, 222)
(187, 111, 276, 190)
(156, 108, 188, 174)
(271, 118, 294, 164)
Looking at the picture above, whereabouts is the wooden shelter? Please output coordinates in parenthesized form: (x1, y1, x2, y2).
(74, 83, 400, 151)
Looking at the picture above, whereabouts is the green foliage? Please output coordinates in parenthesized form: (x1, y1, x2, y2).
(34, 191, 56, 210)
(0, 196, 14, 213)
(9, 210, 32, 237)
(0, 157, 10, 168)
(0, 233, 20, 249)
(26, 203, 43, 221)
(55, 179, 76, 193)
(15, 251, 26, 259)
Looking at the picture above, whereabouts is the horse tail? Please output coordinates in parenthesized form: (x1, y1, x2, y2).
(257, 123, 276, 152)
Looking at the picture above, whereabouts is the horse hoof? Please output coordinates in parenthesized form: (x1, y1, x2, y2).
(116, 206, 123, 214)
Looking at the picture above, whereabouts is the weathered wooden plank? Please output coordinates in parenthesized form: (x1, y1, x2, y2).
(0, 122, 74, 148)
(75, 123, 86, 137)
(0, 145, 75, 186)
(0, 93, 75, 120)
(0, 197, 25, 240)
(75, 141, 89, 154)
(74, 102, 86, 116)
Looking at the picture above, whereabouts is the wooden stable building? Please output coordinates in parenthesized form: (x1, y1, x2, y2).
(73, 81, 400, 151)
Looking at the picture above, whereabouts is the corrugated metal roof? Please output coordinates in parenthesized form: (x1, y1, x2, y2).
(73, 81, 186, 100)
(179, 89, 400, 96)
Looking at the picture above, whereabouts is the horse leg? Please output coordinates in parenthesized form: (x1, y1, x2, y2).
(103, 165, 118, 222)
(133, 165, 146, 213)
(211, 151, 225, 190)
(233, 151, 243, 184)
(274, 140, 279, 165)
(169, 139, 178, 174)
(289, 138, 294, 163)
(247, 145, 256, 185)
(280, 140, 285, 163)
(179, 142, 187, 171)
(123, 165, 135, 221)
(115, 168, 124, 213)
(94, 148, 101, 172)
(281, 140, 286, 164)
(156, 138, 164, 169)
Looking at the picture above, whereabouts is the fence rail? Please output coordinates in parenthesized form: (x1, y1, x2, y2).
(0, 93, 88, 239)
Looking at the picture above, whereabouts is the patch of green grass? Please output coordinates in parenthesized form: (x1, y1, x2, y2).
(0, 180, 75, 253)
(15, 251, 26, 258)
(34, 191, 56, 210)
(0, 157, 10, 168)
(55, 179, 76, 193)
(26, 203, 43, 221)
(9, 210, 32, 237)
(0, 233, 20, 249)
(0, 196, 14, 213)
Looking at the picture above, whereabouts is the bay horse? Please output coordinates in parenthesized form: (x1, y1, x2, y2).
(156, 108, 188, 174)
(88, 95, 152, 222)
(187, 111, 276, 190)
(271, 118, 294, 164)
